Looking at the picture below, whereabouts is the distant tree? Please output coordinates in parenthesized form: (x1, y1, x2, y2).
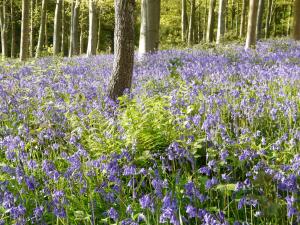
(87, 0, 98, 56)
(188, 0, 196, 46)
(294, 0, 300, 40)
(36, 0, 47, 58)
(245, 0, 259, 49)
(69, 0, 80, 56)
(30, 0, 34, 57)
(0, 0, 8, 59)
(256, 0, 264, 40)
(265, 0, 273, 38)
(139, 0, 160, 55)
(53, 0, 62, 56)
(108, 0, 135, 100)
(206, 0, 216, 42)
(216, 0, 227, 44)
(240, 0, 248, 37)
(20, 0, 30, 61)
(10, 0, 16, 58)
(181, 0, 188, 42)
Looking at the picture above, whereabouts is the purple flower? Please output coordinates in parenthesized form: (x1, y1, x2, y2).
(139, 194, 153, 210)
(108, 207, 119, 221)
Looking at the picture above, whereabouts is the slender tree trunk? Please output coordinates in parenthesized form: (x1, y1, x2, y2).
(181, 0, 188, 42)
(20, 0, 30, 61)
(203, 0, 208, 40)
(198, 1, 202, 42)
(30, 0, 34, 57)
(216, 0, 227, 44)
(45, 14, 48, 48)
(139, 0, 160, 55)
(230, 0, 234, 30)
(206, 0, 216, 42)
(80, 22, 84, 54)
(69, 0, 80, 56)
(97, 14, 101, 52)
(245, 0, 259, 49)
(108, 0, 135, 100)
(87, 0, 98, 56)
(265, 0, 272, 38)
(235, 1, 239, 36)
(188, 0, 196, 46)
(10, 0, 15, 58)
(35, 0, 47, 58)
(240, 0, 247, 37)
(294, 0, 300, 40)
(256, 0, 264, 39)
(0, 0, 7, 59)
(53, 0, 62, 55)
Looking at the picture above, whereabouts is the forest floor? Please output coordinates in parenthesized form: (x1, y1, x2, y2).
(0, 39, 300, 225)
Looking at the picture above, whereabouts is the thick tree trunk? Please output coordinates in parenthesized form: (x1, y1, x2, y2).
(216, 0, 227, 44)
(139, 0, 160, 55)
(87, 0, 98, 56)
(10, 0, 15, 58)
(20, 0, 30, 61)
(0, 0, 7, 59)
(108, 0, 135, 100)
(35, 0, 47, 58)
(245, 0, 259, 49)
(265, 0, 272, 38)
(294, 0, 300, 40)
(256, 0, 264, 39)
(206, 0, 216, 42)
(69, 0, 80, 56)
(181, 0, 188, 42)
(188, 0, 196, 46)
(240, 0, 247, 37)
(53, 0, 62, 55)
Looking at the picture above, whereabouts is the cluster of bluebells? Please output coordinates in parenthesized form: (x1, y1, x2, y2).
(0, 39, 300, 224)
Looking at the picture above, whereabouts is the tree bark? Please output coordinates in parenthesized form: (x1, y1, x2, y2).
(216, 0, 227, 44)
(294, 0, 300, 40)
(139, 0, 160, 55)
(181, 0, 188, 42)
(10, 0, 15, 58)
(0, 0, 7, 59)
(20, 0, 30, 61)
(69, 0, 80, 56)
(206, 0, 216, 42)
(188, 0, 196, 46)
(245, 0, 259, 49)
(35, 0, 47, 58)
(108, 0, 135, 100)
(240, 0, 247, 37)
(53, 0, 62, 55)
(265, 0, 272, 38)
(87, 0, 98, 56)
(256, 0, 264, 39)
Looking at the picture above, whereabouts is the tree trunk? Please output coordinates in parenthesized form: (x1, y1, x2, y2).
(206, 0, 216, 42)
(256, 0, 264, 39)
(97, 14, 101, 52)
(87, 0, 98, 56)
(20, 0, 30, 61)
(69, 0, 80, 56)
(245, 0, 259, 49)
(61, 0, 68, 56)
(216, 0, 227, 44)
(287, 3, 292, 36)
(181, 0, 188, 42)
(265, 0, 272, 38)
(203, 0, 208, 40)
(30, 0, 34, 57)
(188, 0, 196, 46)
(294, 0, 300, 40)
(139, 0, 160, 55)
(53, 0, 62, 55)
(10, 0, 15, 58)
(108, 0, 135, 100)
(80, 22, 84, 54)
(240, 0, 247, 37)
(0, 0, 7, 59)
(35, 0, 47, 58)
